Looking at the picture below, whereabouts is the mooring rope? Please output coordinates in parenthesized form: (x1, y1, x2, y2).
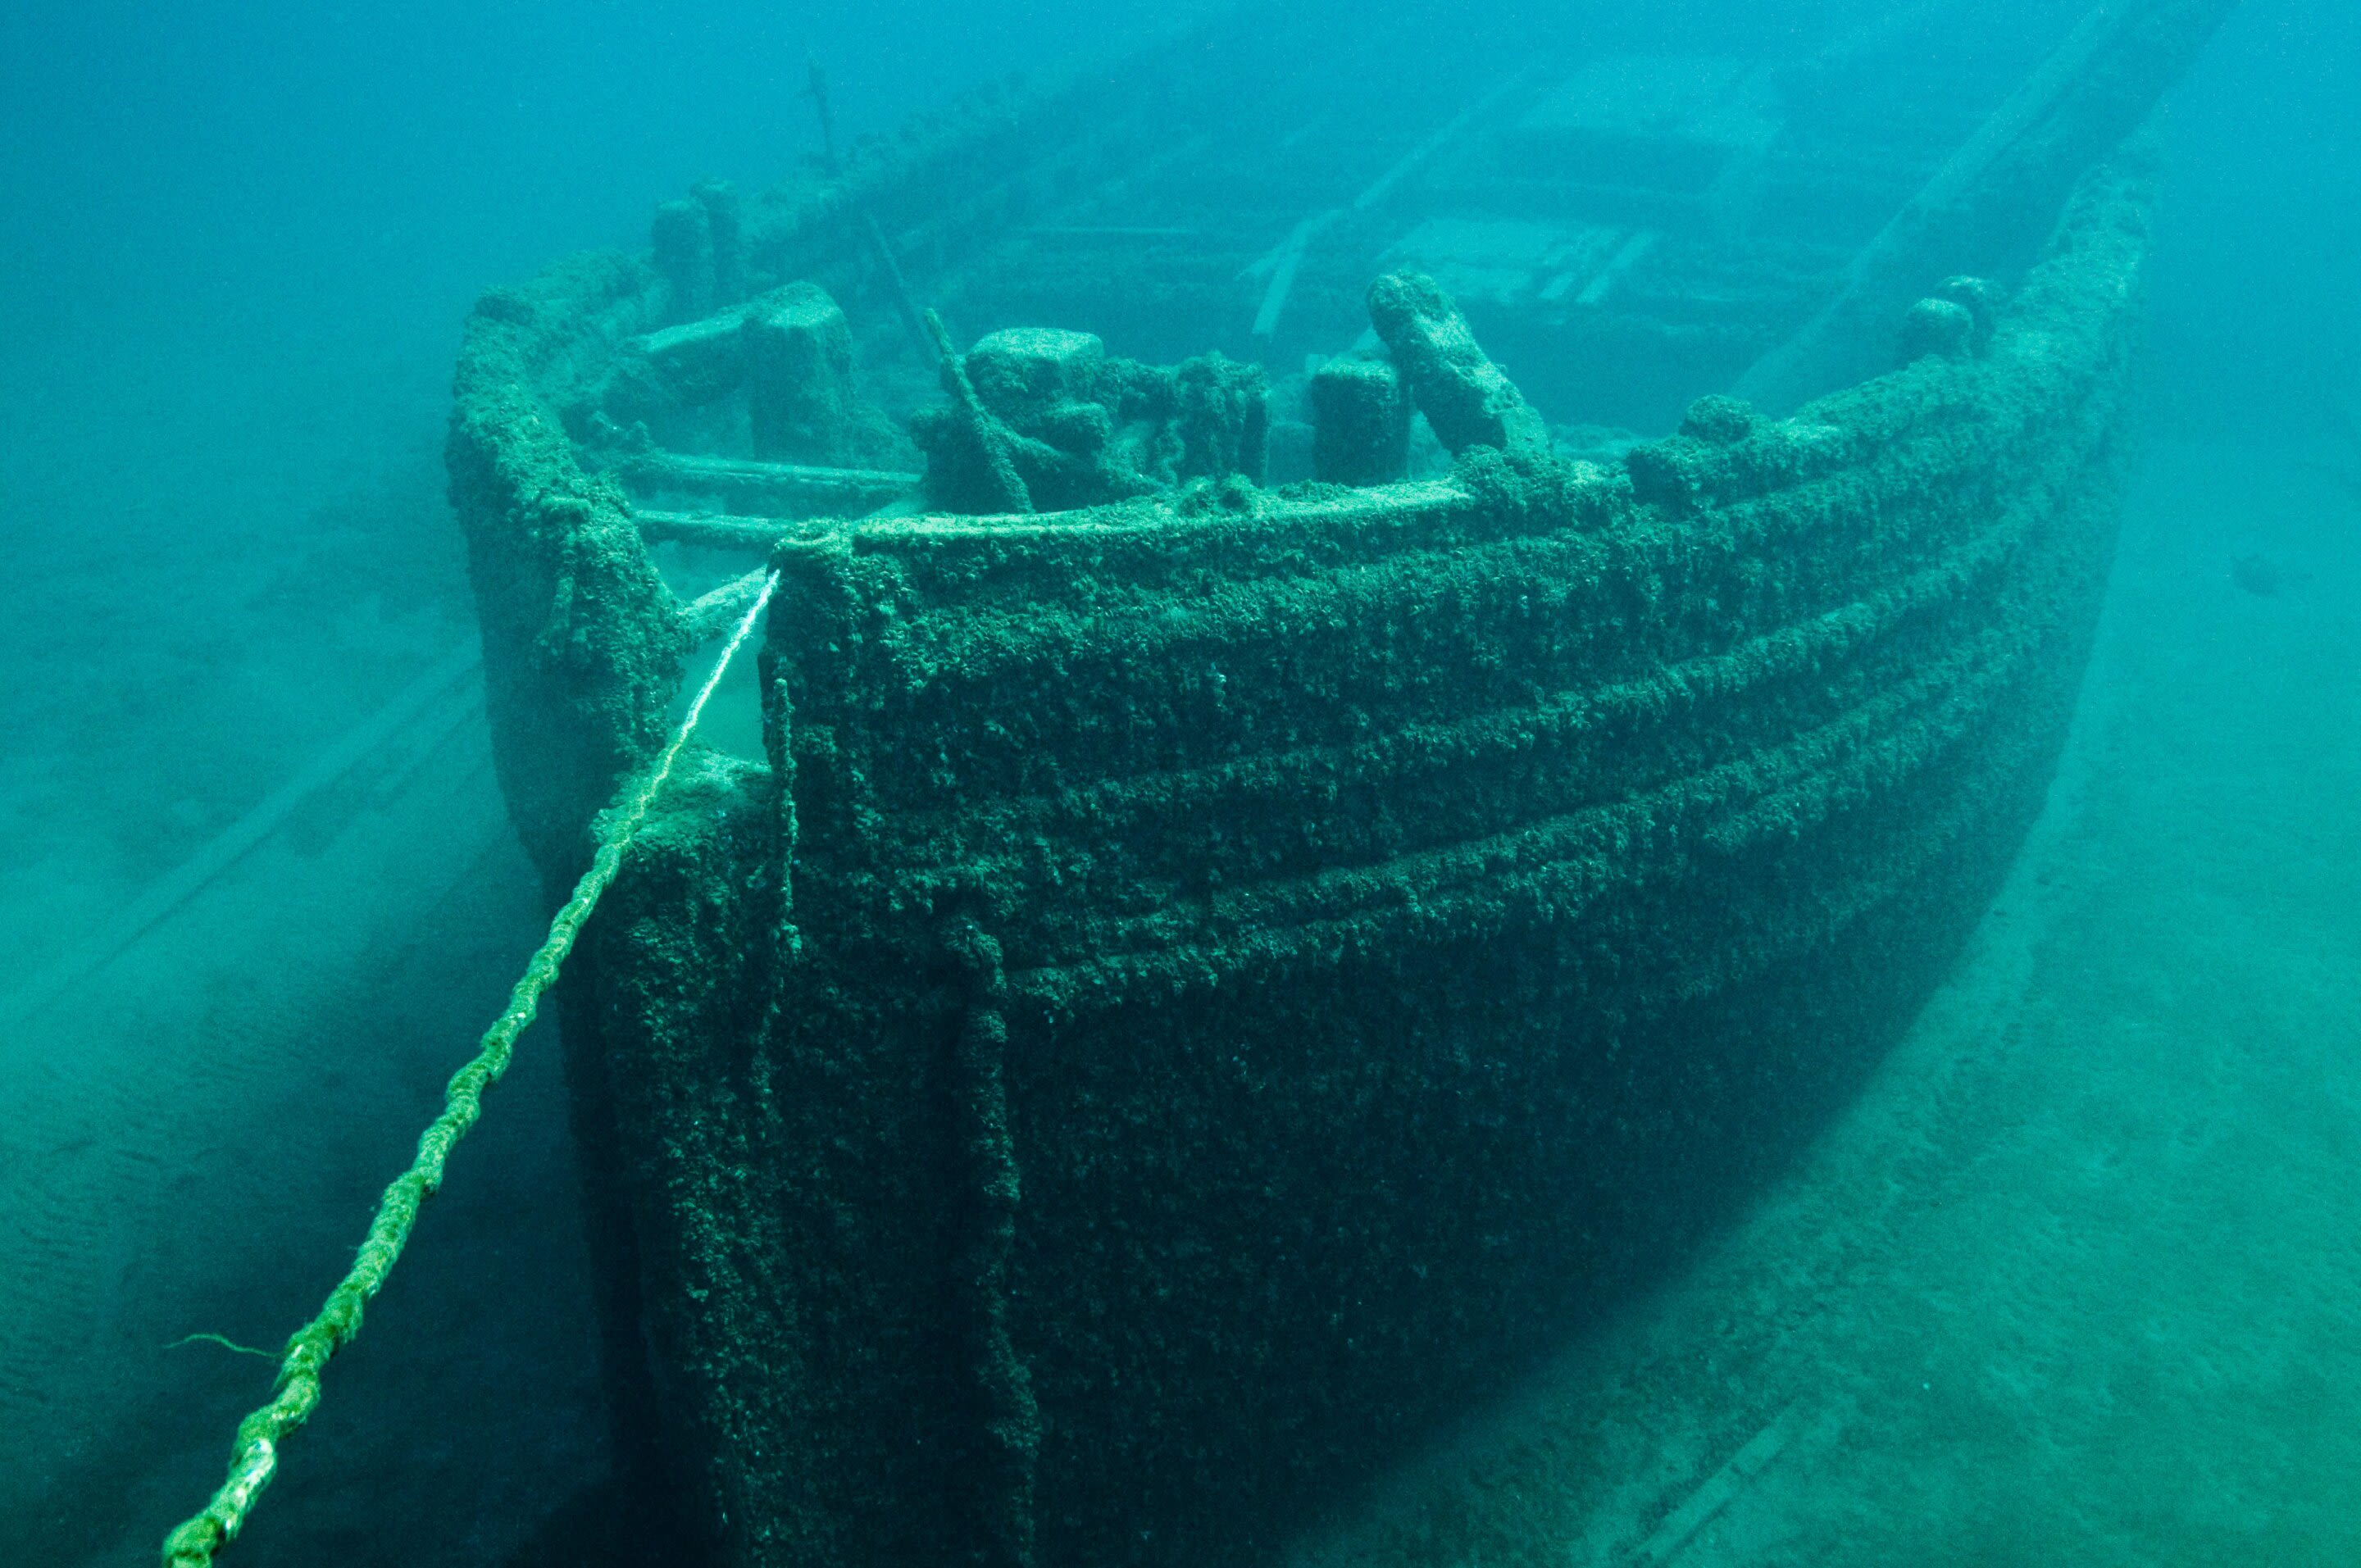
(161, 570, 779, 1568)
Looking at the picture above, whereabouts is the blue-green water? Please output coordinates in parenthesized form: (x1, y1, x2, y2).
(0, 2, 2354, 1563)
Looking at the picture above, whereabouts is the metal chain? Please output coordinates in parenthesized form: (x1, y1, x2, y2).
(161, 571, 778, 1567)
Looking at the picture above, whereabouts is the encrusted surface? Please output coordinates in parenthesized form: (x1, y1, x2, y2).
(547, 166, 2150, 1567)
(449, 80, 2150, 1561)
(447, 251, 694, 886)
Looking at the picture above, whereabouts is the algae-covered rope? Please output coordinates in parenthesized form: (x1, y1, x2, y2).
(161, 571, 779, 1568)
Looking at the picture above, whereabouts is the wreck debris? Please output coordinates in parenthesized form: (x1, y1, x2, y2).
(594, 280, 904, 467)
(1309, 354, 1412, 485)
(650, 179, 744, 323)
(602, 308, 748, 417)
(1735, 0, 2240, 411)
(1244, 72, 1536, 343)
(912, 320, 1267, 512)
(608, 450, 915, 516)
(745, 283, 864, 463)
(1366, 269, 1549, 457)
(1901, 297, 1979, 362)
(921, 310, 1040, 513)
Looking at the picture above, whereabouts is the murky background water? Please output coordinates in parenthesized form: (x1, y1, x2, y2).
(0, 2, 2353, 1562)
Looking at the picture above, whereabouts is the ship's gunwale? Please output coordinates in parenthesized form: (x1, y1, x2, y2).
(750, 162, 2142, 999)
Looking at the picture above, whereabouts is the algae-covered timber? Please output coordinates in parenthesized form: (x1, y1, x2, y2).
(446, 4, 2229, 1565)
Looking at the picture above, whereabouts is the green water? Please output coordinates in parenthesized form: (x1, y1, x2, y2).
(0, 0, 2354, 1561)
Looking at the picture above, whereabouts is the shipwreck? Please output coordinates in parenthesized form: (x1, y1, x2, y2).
(417, 2, 2237, 1564)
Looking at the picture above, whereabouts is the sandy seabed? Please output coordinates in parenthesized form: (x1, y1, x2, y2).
(0, 421, 607, 1566)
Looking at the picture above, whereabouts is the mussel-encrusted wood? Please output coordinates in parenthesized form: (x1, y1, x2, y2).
(511, 161, 2154, 1567)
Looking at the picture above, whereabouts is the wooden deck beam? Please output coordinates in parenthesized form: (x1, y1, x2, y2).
(613, 450, 915, 516)
(635, 508, 818, 552)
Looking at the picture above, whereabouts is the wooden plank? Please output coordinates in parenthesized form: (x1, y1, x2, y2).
(1733, 0, 2240, 412)
(634, 508, 821, 552)
(1245, 71, 1540, 341)
(613, 450, 916, 516)
(1635, 1402, 1805, 1563)
(0, 644, 483, 1030)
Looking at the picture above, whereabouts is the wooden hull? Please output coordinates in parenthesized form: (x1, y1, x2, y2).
(503, 158, 2149, 1566)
